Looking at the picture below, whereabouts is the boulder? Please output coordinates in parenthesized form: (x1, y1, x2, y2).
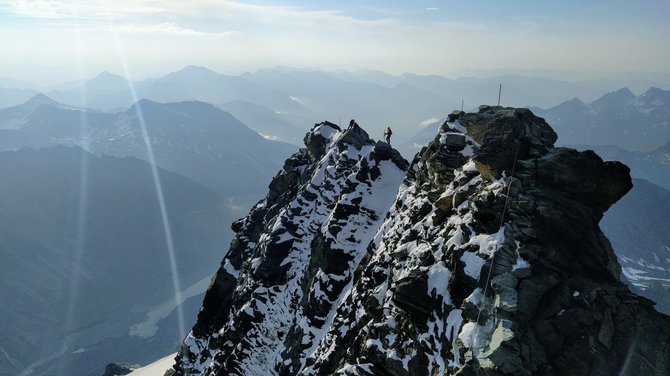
(392, 272, 431, 323)
(444, 132, 467, 151)
(102, 363, 137, 376)
(465, 108, 557, 181)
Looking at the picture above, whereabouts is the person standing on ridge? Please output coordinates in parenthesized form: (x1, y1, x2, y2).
(384, 126, 393, 145)
(348, 119, 358, 129)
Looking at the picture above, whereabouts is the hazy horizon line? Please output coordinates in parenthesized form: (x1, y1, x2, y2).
(3, 63, 670, 90)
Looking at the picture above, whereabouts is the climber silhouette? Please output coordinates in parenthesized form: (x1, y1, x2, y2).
(348, 119, 359, 129)
(384, 127, 393, 145)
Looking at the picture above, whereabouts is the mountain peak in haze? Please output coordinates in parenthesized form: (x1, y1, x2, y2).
(550, 96, 587, 111)
(88, 70, 127, 85)
(641, 86, 670, 101)
(614, 86, 635, 97)
(0, 92, 73, 129)
(129, 97, 159, 110)
(95, 70, 121, 78)
(14, 93, 75, 112)
(565, 96, 585, 105)
(182, 65, 217, 73)
(165, 65, 221, 80)
(24, 93, 62, 107)
(534, 86, 670, 150)
(594, 87, 635, 105)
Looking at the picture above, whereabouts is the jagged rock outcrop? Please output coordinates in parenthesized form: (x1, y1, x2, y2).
(174, 122, 408, 375)
(102, 362, 137, 376)
(171, 107, 670, 376)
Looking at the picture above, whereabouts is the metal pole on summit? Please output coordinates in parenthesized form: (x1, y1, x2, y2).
(461, 99, 464, 111)
(497, 83, 502, 106)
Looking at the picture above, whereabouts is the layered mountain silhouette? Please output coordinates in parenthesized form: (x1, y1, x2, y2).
(533, 87, 670, 151)
(0, 146, 242, 376)
(241, 69, 450, 141)
(5, 67, 666, 146)
(0, 93, 79, 130)
(0, 95, 296, 196)
(218, 99, 305, 144)
(0, 94, 300, 375)
(44, 66, 309, 116)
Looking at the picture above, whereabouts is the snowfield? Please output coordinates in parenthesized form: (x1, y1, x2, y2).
(128, 353, 176, 376)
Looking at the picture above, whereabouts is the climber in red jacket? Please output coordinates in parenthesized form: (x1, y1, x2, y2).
(384, 127, 393, 145)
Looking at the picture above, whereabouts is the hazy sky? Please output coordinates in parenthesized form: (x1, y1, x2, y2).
(1, 0, 669, 85)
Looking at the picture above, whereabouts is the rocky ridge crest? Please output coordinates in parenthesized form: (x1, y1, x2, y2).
(172, 107, 670, 376)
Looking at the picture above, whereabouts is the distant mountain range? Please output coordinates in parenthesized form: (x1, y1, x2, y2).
(0, 93, 301, 375)
(0, 93, 79, 130)
(533, 87, 670, 151)
(45, 66, 309, 114)
(0, 95, 296, 196)
(241, 68, 450, 141)
(0, 70, 668, 374)
(2, 66, 668, 146)
(0, 146, 242, 376)
(217, 99, 305, 144)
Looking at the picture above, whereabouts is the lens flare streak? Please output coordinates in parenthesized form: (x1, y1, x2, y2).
(103, 2, 186, 340)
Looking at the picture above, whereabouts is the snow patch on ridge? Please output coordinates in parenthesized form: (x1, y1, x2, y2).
(180, 125, 408, 375)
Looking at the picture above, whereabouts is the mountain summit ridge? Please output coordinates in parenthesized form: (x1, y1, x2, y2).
(176, 121, 409, 375)
(172, 107, 670, 376)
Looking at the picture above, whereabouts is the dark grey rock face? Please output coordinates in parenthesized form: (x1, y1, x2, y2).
(173, 122, 408, 375)
(444, 132, 467, 151)
(171, 109, 670, 376)
(102, 362, 137, 376)
(470, 107, 557, 181)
